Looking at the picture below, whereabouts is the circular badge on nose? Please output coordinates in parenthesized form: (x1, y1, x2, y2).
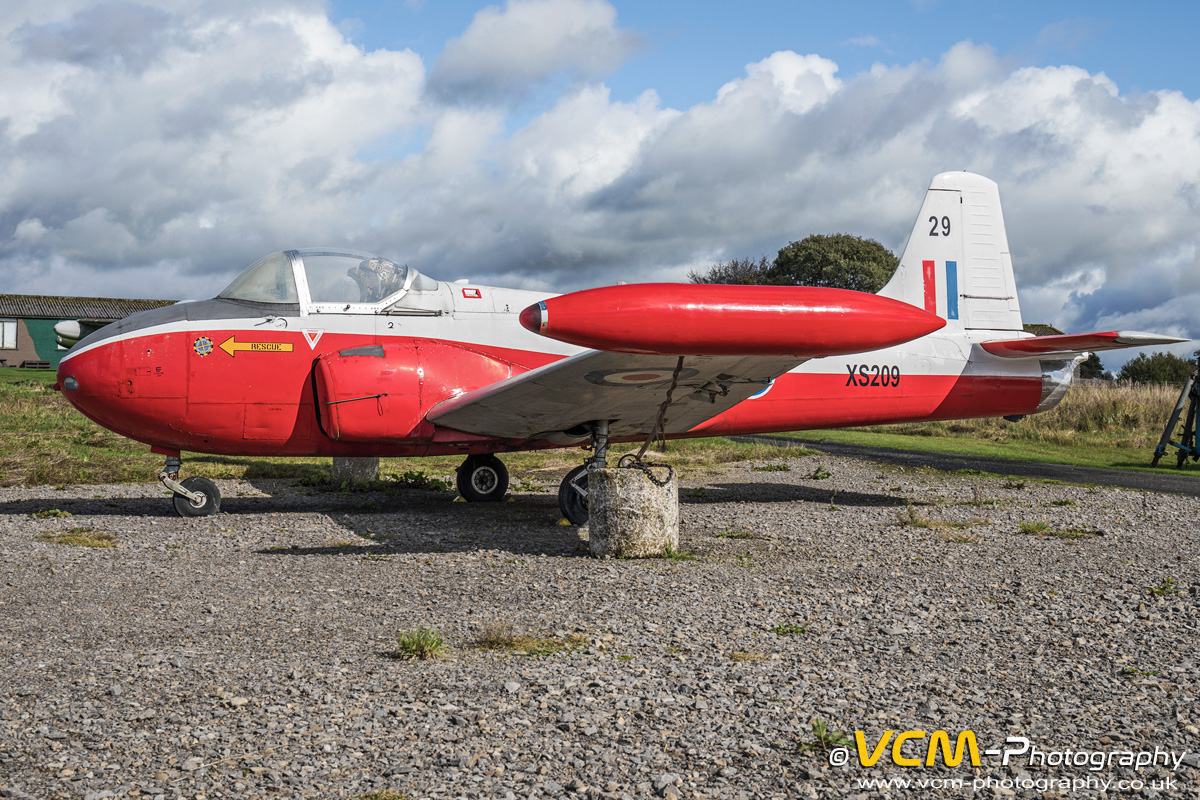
(193, 336, 214, 357)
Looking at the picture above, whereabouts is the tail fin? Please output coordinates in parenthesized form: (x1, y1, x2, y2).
(878, 172, 1023, 331)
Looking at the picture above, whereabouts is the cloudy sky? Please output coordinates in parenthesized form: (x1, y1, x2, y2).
(2, 0, 1199, 366)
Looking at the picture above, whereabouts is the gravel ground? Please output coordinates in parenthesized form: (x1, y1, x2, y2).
(2, 452, 1199, 800)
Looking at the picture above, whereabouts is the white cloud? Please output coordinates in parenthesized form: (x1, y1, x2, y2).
(427, 0, 639, 102)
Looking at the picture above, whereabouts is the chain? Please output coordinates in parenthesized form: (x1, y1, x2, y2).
(634, 356, 685, 462)
(617, 454, 675, 486)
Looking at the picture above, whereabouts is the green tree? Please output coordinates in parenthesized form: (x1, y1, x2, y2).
(688, 234, 899, 291)
(1078, 352, 1112, 381)
(1116, 351, 1196, 385)
(769, 233, 898, 293)
(688, 256, 772, 285)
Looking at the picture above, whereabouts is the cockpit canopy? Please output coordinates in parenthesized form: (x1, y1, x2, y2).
(218, 249, 434, 309)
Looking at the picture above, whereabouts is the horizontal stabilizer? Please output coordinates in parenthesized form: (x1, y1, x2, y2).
(980, 331, 1189, 359)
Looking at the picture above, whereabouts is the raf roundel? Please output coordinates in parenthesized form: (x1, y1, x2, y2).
(193, 336, 214, 357)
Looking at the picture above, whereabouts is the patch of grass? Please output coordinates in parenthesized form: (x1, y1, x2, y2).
(751, 463, 791, 472)
(1048, 499, 1076, 506)
(943, 533, 978, 544)
(806, 464, 831, 480)
(798, 719, 852, 753)
(37, 528, 117, 548)
(355, 791, 408, 800)
(388, 628, 445, 660)
(1149, 577, 1181, 597)
(662, 545, 697, 561)
(735, 553, 755, 568)
(729, 650, 765, 662)
(715, 528, 758, 540)
(770, 623, 809, 636)
(30, 508, 71, 519)
(473, 621, 588, 657)
(1018, 521, 1052, 535)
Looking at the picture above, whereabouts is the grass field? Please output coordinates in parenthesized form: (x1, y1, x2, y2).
(782, 382, 1195, 474)
(1, 367, 1194, 487)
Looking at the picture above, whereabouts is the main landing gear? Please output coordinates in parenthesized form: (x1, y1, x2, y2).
(557, 420, 610, 526)
(159, 454, 222, 517)
(456, 454, 510, 502)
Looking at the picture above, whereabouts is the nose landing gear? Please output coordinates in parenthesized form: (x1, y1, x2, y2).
(159, 454, 222, 517)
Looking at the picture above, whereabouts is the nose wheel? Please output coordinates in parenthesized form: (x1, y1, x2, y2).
(456, 454, 509, 502)
(159, 455, 222, 517)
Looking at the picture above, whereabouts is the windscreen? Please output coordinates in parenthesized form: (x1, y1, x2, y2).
(217, 252, 299, 303)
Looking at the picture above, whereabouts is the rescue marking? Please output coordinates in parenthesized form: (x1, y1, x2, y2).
(462, 287, 482, 299)
(303, 329, 324, 349)
(193, 337, 213, 357)
(218, 336, 294, 357)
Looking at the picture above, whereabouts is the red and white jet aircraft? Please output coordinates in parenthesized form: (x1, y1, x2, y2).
(56, 172, 1184, 521)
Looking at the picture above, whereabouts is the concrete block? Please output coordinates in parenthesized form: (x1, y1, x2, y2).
(588, 466, 679, 558)
(332, 456, 379, 484)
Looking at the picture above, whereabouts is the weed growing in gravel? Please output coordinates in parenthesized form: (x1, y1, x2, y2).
(943, 533, 978, 544)
(807, 464, 832, 480)
(715, 528, 758, 539)
(1149, 577, 1181, 597)
(1122, 666, 1161, 677)
(1016, 521, 1102, 540)
(388, 470, 452, 492)
(729, 650, 765, 662)
(1003, 481, 1026, 490)
(895, 505, 975, 531)
(770, 623, 809, 636)
(798, 719, 852, 752)
(751, 463, 791, 472)
(37, 528, 117, 548)
(30, 508, 71, 519)
(389, 628, 445, 660)
(473, 621, 587, 657)
(1048, 499, 1076, 506)
(355, 791, 408, 800)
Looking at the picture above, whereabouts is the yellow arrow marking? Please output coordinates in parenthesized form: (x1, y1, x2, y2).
(218, 336, 294, 357)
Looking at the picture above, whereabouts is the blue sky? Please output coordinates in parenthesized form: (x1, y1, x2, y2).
(2, 0, 1199, 369)
(331, 1, 1200, 108)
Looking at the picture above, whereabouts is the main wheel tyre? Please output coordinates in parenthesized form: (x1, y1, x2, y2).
(457, 455, 509, 502)
(173, 477, 221, 517)
(557, 464, 589, 525)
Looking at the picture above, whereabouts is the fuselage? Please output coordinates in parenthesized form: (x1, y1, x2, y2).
(56, 275, 1051, 459)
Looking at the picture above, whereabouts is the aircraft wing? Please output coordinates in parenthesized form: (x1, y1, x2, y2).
(980, 331, 1188, 359)
(426, 350, 802, 441)
(430, 282, 949, 441)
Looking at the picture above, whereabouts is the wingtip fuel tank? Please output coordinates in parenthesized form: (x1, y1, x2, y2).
(518, 283, 946, 357)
